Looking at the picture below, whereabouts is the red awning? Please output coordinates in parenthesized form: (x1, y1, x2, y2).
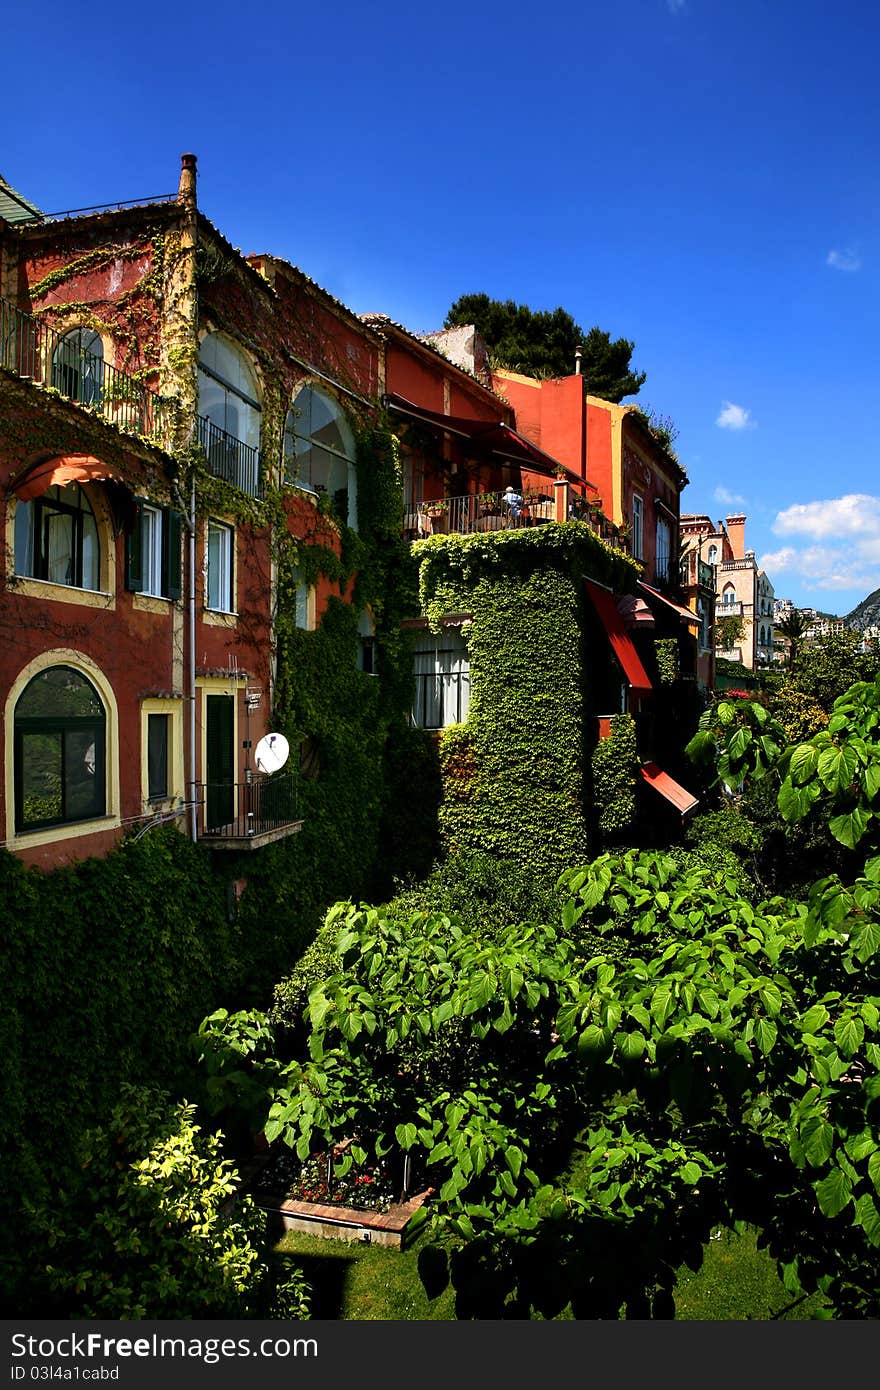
(640, 762, 699, 816)
(384, 392, 581, 483)
(638, 580, 700, 627)
(584, 579, 652, 693)
(13, 454, 119, 500)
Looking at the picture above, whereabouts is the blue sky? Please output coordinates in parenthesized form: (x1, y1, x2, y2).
(5, 0, 879, 613)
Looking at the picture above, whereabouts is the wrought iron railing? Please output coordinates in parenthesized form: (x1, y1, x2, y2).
(0, 296, 173, 443)
(403, 488, 556, 538)
(198, 415, 262, 499)
(199, 769, 299, 840)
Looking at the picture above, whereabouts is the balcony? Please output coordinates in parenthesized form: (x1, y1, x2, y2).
(198, 415, 262, 499)
(0, 296, 173, 444)
(402, 487, 626, 549)
(198, 770, 301, 850)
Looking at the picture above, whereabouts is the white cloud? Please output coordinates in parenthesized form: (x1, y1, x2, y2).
(772, 494, 880, 540)
(826, 247, 862, 272)
(713, 485, 746, 506)
(758, 498, 880, 599)
(757, 547, 797, 573)
(716, 401, 754, 431)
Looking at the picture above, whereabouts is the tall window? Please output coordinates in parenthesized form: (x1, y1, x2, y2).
(198, 334, 261, 494)
(358, 609, 377, 673)
(707, 544, 718, 565)
(412, 630, 470, 729)
(283, 385, 357, 528)
(14, 666, 106, 830)
(205, 520, 234, 613)
(631, 494, 644, 560)
(698, 600, 709, 650)
(125, 501, 182, 600)
(52, 328, 104, 406)
(722, 584, 736, 607)
(655, 517, 671, 583)
(146, 712, 170, 800)
(14, 483, 100, 590)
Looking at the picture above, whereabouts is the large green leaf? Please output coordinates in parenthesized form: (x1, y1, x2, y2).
(789, 743, 819, 786)
(814, 1167, 852, 1218)
(753, 1017, 778, 1055)
(828, 806, 870, 849)
(777, 777, 820, 824)
(801, 1116, 834, 1167)
(834, 1015, 865, 1058)
(854, 1193, 880, 1247)
(817, 743, 859, 794)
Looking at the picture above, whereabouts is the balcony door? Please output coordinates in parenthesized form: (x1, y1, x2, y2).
(205, 694, 235, 830)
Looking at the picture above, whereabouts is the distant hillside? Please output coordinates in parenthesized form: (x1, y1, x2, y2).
(846, 589, 880, 630)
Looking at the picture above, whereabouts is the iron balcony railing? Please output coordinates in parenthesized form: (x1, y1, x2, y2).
(402, 485, 628, 552)
(199, 769, 299, 841)
(403, 488, 556, 538)
(198, 415, 262, 499)
(0, 296, 173, 443)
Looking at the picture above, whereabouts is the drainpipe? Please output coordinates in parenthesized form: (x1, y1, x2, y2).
(188, 475, 197, 840)
(175, 153, 200, 841)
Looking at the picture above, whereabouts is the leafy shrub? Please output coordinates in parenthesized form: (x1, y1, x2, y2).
(384, 850, 564, 937)
(25, 1085, 271, 1319)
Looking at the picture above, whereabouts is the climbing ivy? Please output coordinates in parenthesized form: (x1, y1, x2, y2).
(418, 524, 640, 880)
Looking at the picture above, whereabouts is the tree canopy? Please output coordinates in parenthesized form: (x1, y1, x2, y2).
(443, 293, 646, 400)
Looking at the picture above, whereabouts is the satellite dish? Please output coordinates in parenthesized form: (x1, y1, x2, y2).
(254, 732, 290, 775)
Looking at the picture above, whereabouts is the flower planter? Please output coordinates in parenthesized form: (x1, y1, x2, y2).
(246, 1142, 433, 1249)
(258, 1188, 433, 1248)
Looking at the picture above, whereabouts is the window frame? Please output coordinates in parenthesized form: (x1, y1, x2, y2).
(205, 519, 235, 614)
(125, 499, 183, 601)
(14, 483, 101, 591)
(411, 629, 471, 730)
(631, 493, 644, 560)
(283, 383, 358, 528)
(13, 665, 107, 832)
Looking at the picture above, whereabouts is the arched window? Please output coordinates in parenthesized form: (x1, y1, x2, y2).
(14, 665, 106, 830)
(14, 482, 100, 590)
(707, 544, 718, 565)
(283, 384, 357, 528)
(51, 328, 104, 406)
(198, 334, 261, 494)
(722, 584, 736, 607)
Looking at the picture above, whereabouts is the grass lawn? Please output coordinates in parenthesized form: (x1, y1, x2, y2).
(274, 1223, 827, 1320)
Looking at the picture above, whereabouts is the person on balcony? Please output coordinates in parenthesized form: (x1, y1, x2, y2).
(503, 485, 524, 526)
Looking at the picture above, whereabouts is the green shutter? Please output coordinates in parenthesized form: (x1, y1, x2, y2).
(163, 508, 183, 600)
(124, 500, 144, 592)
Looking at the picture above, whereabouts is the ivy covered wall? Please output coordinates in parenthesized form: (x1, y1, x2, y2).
(417, 523, 640, 881)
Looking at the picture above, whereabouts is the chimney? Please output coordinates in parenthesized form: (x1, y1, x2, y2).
(574, 344, 583, 375)
(178, 152, 197, 207)
(726, 513, 747, 560)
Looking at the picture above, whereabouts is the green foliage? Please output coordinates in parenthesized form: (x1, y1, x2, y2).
(444, 293, 645, 400)
(764, 683, 829, 743)
(198, 841, 880, 1317)
(590, 714, 638, 844)
(654, 638, 680, 685)
(787, 629, 879, 712)
(715, 613, 747, 652)
(24, 1085, 269, 1318)
(686, 697, 786, 794)
(384, 850, 565, 937)
(417, 526, 638, 879)
(270, 919, 342, 1039)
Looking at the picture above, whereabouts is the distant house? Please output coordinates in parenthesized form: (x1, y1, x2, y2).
(680, 513, 774, 671)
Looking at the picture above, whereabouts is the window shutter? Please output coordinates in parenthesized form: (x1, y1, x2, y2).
(125, 500, 144, 592)
(163, 508, 183, 600)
